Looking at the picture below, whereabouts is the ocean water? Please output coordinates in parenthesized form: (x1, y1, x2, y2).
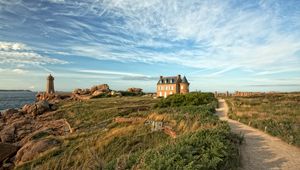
(0, 91, 36, 111)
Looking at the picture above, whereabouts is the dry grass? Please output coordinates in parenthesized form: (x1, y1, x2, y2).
(15, 95, 240, 169)
(226, 92, 300, 146)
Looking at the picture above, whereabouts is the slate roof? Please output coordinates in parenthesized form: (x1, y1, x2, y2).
(157, 75, 189, 84)
(182, 76, 189, 83)
(157, 76, 178, 84)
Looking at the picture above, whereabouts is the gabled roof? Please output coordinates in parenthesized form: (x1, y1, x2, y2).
(157, 75, 182, 84)
(182, 76, 189, 83)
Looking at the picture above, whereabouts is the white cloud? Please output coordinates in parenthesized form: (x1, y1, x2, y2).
(1, 0, 300, 79)
(48, 0, 65, 3)
(12, 68, 27, 74)
(49, 0, 300, 76)
(0, 68, 28, 75)
(0, 42, 27, 51)
(0, 41, 68, 65)
(78, 69, 147, 77)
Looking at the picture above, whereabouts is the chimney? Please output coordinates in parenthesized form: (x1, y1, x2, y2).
(160, 76, 163, 79)
(177, 74, 181, 79)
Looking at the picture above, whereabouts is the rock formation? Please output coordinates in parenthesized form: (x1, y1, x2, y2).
(0, 100, 73, 168)
(71, 84, 116, 100)
(36, 92, 71, 103)
(127, 88, 143, 93)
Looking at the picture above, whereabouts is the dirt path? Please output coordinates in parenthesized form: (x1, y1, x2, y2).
(216, 99, 300, 170)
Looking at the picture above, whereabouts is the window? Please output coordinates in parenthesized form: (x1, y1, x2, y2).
(166, 86, 169, 90)
(159, 92, 162, 96)
(181, 86, 183, 90)
(171, 86, 173, 90)
(170, 92, 173, 95)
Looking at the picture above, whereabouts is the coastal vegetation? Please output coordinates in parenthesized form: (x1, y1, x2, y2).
(12, 93, 242, 169)
(226, 92, 300, 147)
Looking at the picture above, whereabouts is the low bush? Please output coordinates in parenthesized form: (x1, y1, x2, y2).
(142, 125, 242, 170)
(155, 92, 217, 108)
(119, 91, 145, 96)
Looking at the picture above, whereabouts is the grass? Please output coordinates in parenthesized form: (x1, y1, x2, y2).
(226, 92, 300, 147)
(16, 94, 242, 169)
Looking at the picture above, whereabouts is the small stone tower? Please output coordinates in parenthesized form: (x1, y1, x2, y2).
(180, 76, 189, 94)
(46, 74, 55, 94)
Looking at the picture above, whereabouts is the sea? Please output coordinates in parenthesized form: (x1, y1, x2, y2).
(0, 91, 36, 111)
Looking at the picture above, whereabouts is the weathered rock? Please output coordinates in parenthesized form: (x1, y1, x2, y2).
(72, 84, 111, 100)
(92, 90, 105, 97)
(97, 84, 110, 92)
(2, 108, 19, 118)
(0, 118, 32, 143)
(36, 92, 59, 102)
(0, 126, 15, 143)
(90, 86, 98, 93)
(15, 138, 61, 164)
(49, 104, 58, 111)
(22, 100, 50, 116)
(83, 89, 90, 95)
(0, 143, 19, 164)
(72, 88, 82, 95)
(127, 88, 143, 93)
(72, 88, 90, 95)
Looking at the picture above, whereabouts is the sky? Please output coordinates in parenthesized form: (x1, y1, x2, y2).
(0, 0, 300, 92)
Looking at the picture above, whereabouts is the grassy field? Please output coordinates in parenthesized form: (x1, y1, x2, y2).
(16, 93, 242, 170)
(226, 92, 300, 147)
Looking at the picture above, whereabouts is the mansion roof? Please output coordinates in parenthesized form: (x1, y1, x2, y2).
(157, 75, 189, 84)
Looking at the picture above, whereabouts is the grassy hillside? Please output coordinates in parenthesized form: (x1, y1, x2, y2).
(226, 93, 300, 147)
(16, 93, 242, 169)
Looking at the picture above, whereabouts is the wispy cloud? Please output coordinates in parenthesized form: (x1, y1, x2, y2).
(0, 0, 300, 91)
(78, 69, 145, 76)
(248, 84, 300, 87)
(0, 41, 68, 65)
(33, 0, 299, 75)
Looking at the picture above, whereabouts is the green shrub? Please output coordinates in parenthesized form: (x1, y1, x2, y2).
(119, 91, 145, 96)
(155, 92, 217, 108)
(142, 126, 241, 170)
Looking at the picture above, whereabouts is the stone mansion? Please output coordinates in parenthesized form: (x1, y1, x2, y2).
(157, 75, 190, 98)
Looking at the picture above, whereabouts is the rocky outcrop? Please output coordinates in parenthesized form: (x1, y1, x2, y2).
(127, 88, 143, 93)
(0, 99, 73, 168)
(0, 143, 19, 167)
(0, 101, 65, 145)
(95, 84, 110, 92)
(36, 92, 71, 103)
(22, 100, 51, 117)
(92, 90, 105, 97)
(15, 138, 61, 165)
(73, 88, 90, 95)
(72, 84, 113, 100)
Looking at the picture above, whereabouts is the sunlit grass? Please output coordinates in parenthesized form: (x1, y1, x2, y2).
(226, 92, 300, 146)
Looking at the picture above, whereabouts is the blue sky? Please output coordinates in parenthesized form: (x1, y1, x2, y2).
(0, 0, 300, 92)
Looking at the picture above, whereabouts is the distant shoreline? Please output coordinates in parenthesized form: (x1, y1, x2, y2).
(0, 90, 33, 92)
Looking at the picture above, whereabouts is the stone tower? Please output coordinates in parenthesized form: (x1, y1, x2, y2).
(180, 76, 189, 94)
(46, 74, 55, 94)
